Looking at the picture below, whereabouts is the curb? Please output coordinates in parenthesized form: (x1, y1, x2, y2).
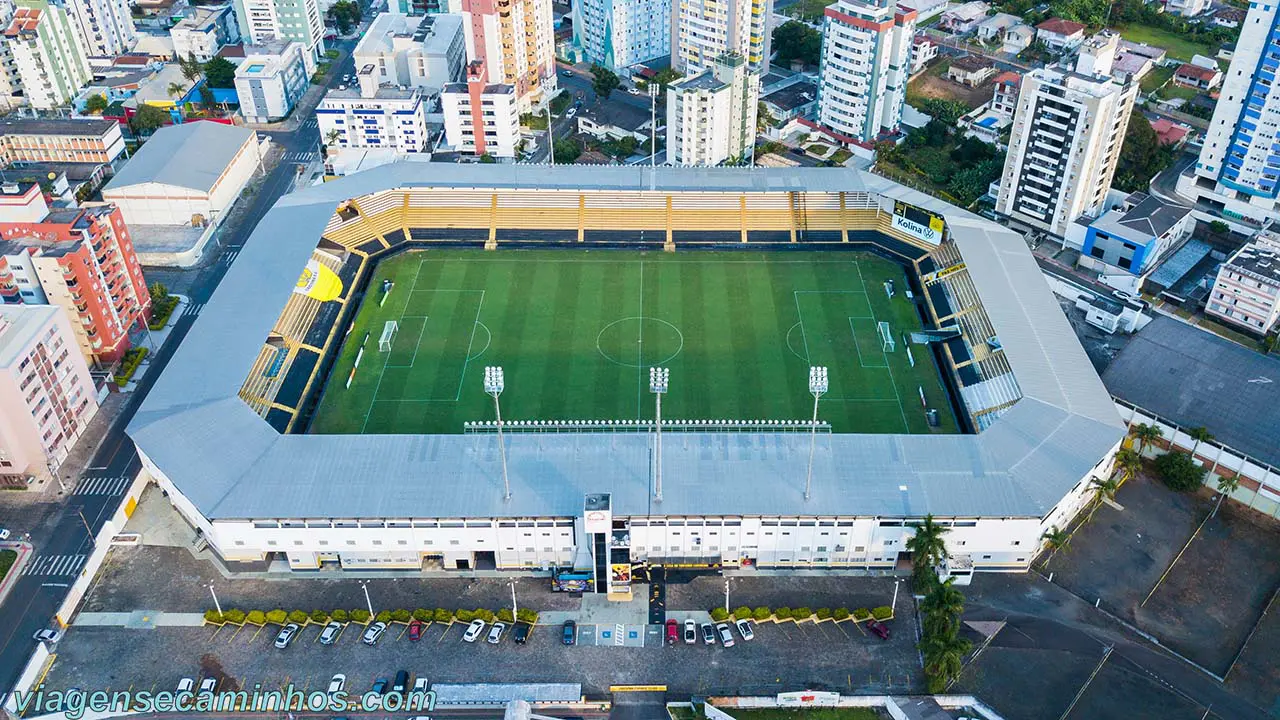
(0, 541, 34, 607)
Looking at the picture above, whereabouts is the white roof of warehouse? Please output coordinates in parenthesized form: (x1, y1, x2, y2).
(128, 164, 1125, 522)
(104, 121, 255, 195)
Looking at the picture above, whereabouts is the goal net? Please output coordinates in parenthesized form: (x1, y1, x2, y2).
(878, 321, 895, 352)
(379, 320, 399, 352)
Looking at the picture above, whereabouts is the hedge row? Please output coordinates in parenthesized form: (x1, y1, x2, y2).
(203, 606, 539, 626)
(113, 347, 149, 386)
(707, 605, 890, 623)
(147, 295, 180, 330)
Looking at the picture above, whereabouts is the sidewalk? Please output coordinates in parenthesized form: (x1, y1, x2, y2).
(0, 542, 33, 607)
(75, 611, 204, 628)
(116, 296, 189, 394)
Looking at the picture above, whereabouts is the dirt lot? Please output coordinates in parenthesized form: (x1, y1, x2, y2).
(906, 61, 995, 110)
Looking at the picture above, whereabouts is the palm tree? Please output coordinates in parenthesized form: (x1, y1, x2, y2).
(1091, 474, 1121, 505)
(1113, 447, 1143, 486)
(1188, 426, 1214, 458)
(920, 577, 965, 636)
(907, 514, 949, 570)
(167, 81, 188, 99)
(921, 631, 973, 693)
(179, 52, 204, 83)
(1217, 474, 1240, 498)
(1041, 525, 1069, 553)
(1130, 423, 1163, 456)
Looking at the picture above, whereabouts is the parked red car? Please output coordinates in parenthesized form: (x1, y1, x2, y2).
(408, 620, 423, 641)
(665, 619, 678, 645)
(866, 619, 890, 640)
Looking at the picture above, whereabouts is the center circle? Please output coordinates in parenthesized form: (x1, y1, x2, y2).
(596, 316, 684, 368)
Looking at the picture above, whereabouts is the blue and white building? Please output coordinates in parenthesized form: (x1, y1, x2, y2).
(1178, 0, 1280, 227)
(235, 40, 309, 123)
(317, 64, 431, 153)
(1069, 192, 1194, 287)
(571, 0, 669, 71)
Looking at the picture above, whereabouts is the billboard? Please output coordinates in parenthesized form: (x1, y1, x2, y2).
(776, 691, 840, 707)
(294, 259, 343, 302)
(891, 200, 946, 246)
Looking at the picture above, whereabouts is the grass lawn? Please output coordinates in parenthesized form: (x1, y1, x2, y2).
(1111, 24, 1216, 62)
(1159, 83, 1202, 103)
(310, 250, 960, 436)
(0, 550, 16, 586)
(726, 709, 885, 720)
(1140, 65, 1174, 94)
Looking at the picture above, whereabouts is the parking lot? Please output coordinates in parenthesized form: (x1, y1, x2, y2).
(1046, 473, 1280, 679)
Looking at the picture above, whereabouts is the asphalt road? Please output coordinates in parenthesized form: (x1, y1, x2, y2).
(0, 36, 361, 695)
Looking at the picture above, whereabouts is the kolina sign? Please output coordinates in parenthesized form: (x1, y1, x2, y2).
(891, 200, 946, 246)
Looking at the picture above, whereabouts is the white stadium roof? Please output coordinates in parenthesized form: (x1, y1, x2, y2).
(128, 164, 1124, 521)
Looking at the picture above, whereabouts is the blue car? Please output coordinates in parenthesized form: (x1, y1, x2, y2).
(562, 620, 576, 645)
(371, 678, 388, 695)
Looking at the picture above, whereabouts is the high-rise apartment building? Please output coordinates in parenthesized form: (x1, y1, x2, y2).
(814, 0, 914, 155)
(440, 60, 520, 156)
(2, 0, 90, 109)
(353, 12, 465, 94)
(58, 0, 135, 57)
(572, 0, 669, 71)
(1177, 1, 1280, 227)
(0, 118, 125, 164)
(0, 182, 151, 365)
(996, 32, 1136, 237)
(318, 63, 431, 153)
(0, 303, 98, 485)
(171, 5, 240, 62)
(1205, 232, 1280, 334)
(0, 0, 21, 108)
(459, 0, 555, 112)
(671, 0, 771, 75)
(231, 0, 325, 73)
(666, 52, 758, 166)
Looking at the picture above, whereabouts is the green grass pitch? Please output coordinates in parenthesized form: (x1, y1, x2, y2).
(308, 249, 961, 435)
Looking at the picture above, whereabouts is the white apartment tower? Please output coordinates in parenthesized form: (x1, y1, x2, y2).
(231, 0, 325, 73)
(815, 0, 915, 155)
(666, 52, 759, 166)
(671, 0, 771, 75)
(996, 32, 1137, 237)
(1177, 1, 1280, 227)
(2, 0, 90, 109)
(353, 12, 465, 94)
(57, 0, 135, 57)
(459, 0, 556, 111)
(440, 60, 520, 156)
(572, 0, 669, 71)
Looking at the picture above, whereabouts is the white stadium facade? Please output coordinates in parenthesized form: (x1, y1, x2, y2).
(128, 165, 1125, 591)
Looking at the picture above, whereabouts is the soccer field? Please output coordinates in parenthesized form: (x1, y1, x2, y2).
(308, 250, 960, 435)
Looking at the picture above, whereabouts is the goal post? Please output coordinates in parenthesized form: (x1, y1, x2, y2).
(379, 320, 399, 352)
(878, 321, 895, 352)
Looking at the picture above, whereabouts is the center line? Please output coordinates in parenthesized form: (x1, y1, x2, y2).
(636, 260, 644, 420)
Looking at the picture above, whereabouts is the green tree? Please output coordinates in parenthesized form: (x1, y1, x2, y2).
(919, 578, 965, 636)
(1217, 473, 1240, 498)
(1207, 220, 1230, 235)
(412, 608, 433, 622)
(1154, 451, 1206, 492)
(772, 21, 822, 67)
(351, 608, 371, 623)
(390, 609, 412, 623)
(921, 630, 972, 692)
(1130, 423, 1163, 456)
(478, 153, 497, 163)
(375, 610, 393, 624)
(921, 98, 970, 126)
(906, 514, 949, 591)
(1041, 525, 1070, 553)
(244, 608, 263, 625)
(204, 609, 224, 624)
(1114, 112, 1175, 192)
(327, 0, 362, 34)
(1091, 474, 1121, 504)
(590, 64, 620, 98)
(167, 81, 188, 99)
(434, 608, 453, 623)
(553, 138, 583, 164)
(1113, 447, 1143, 485)
(130, 104, 170, 135)
(650, 67, 683, 92)
(197, 83, 217, 112)
(265, 609, 288, 624)
(203, 57, 237, 88)
(85, 93, 109, 114)
(178, 52, 204, 83)
(1188, 426, 1214, 457)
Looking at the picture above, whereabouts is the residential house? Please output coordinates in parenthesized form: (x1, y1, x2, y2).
(1173, 62, 1221, 91)
(975, 12, 1020, 42)
(761, 80, 818, 122)
(1001, 22, 1034, 54)
(1210, 7, 1246, 27)
(1166, 0, 1210, 17)
(1035, 17, 1086, 51)
(939, 0, 988, 33)
(1150, 117, 1190, 147)
(990, 71, 1019, 117)
(947, 55, 996, 87)
(1071, 192, 1194, 282)
(910, 35, 937, 74)
(578, 96, 652, 142)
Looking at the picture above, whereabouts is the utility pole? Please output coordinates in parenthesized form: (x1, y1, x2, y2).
(510, 579, 519, 620)
(545, 101, 555, 166)
(359, 580, 374, 617)
(208, 583, 223, 616)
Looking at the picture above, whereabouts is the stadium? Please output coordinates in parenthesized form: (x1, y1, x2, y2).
(129, 164, 1125, 588)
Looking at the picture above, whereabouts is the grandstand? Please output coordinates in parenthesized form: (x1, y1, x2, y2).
(128, 165, 1126, 577)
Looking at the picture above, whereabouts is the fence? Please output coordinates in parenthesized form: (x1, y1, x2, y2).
(462, 419, 832, 434)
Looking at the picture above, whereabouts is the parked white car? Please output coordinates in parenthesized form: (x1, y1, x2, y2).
(328, 674, 346, 694)
(462, 619, 486, 643)
(487, 622, 506, 644)
(362, 621, 388, 646)
(735, 619, 755, 641)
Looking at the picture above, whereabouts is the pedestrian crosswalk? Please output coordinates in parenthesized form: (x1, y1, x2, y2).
(284, 151, 313, 162)
(23, 554, 87, 577)
(301, 118, 318, 130)
(72, 475, 129, 496)
(182, 302, 205, 318)
(221, 249, 240, 265)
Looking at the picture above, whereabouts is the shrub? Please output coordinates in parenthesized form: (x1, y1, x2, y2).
(853, 608, 871, 621)
(871, 606, 893, 621)
(732, 606, 752, 621)
(710, 607, 730, 622)
(833, 607, 850, 621)
(1155, 451, 1206, 492)
(375, 610, 393, 624)
(265, 609, 288, 625)
(434, 608, 453, 623)
(497, 608, 515, 623)
(475, 608, 496, 623)
(816, 608, 832, 620)
(331, 609, 349, 622)
(204, 609, 223, 624)
(113, 347, 149, 385)
(774, 607, 792, 620)
(412, 609, 432, 622)
(793, 607, 813, 621)
(753, 606, 772, 621)
(351, 608, 371, 623)
(390, 609, 412, 623)
(516, 608, 538, 624)
(310, 610, 329, 624)
(224, 609, 246, 624)
(455, 609, 475, 623)
(288, 610, 308, 624)
(246, 610, 265, 625)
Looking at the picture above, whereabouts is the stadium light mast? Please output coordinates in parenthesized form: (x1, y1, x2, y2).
(805, 366, 829, 501)
(649, 366, 669, 501)
(648, 83, 659, 191)
(484, 366, 511, 501)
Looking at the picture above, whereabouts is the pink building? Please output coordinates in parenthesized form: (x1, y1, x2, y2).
(0, 304, 99, 486)
(1206, 233, 1280, 334)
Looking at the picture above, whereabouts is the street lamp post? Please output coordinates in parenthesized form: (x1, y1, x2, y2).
(545, 101, 555, 167)
(648, 83, 659, 170)
(359, 580, 374, 618)
(484, 366, 511, 501)
(724, 578, 731, 613)
(509, 579, 519, 620)
(649, 367, 669, 501)
(208, 583, 223, 617)
(805, 366, 829, 501)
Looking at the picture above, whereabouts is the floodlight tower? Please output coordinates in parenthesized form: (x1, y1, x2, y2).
(649, 367, 669, 501)
(484, 366, 511, 501)
(805, 366, 829, 501)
